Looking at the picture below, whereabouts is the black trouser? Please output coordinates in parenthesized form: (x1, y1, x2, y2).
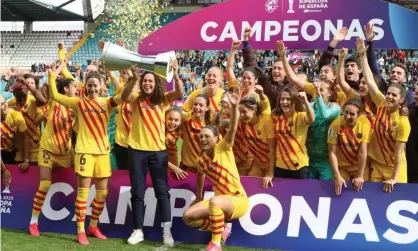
(1, 150, 16, 164)
(129, 147, 171, 229)
(114, 143, 129, 170)
(274, 166, 308, 179)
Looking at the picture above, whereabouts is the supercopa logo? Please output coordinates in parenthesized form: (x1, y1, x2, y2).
(265, 0, 279, 13)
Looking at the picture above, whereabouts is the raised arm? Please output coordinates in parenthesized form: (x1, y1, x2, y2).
(58, 41, 81, 84)
(300, 92, 315, 125)
(365, 23, 388, 93)
(242, 27, 258, 68)
(314, 83, 341, 119)
(121, 68, 140, 103)
(357, 37, 381, 99)
(337, 48, 353, 95)
(318, 27, 347, 72)
(223, 89, 241, 146)
(277, 40, 307, 91)
(166, 60, 184, 103)
(226, 41, 241, 88)
(17, 76, 47, 107)
(48, 61, 79, 109)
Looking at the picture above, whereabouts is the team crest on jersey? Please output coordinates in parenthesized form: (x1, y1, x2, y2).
(392, 121, 397, 127)
(257, 130, 261, 135)
(80, 165, 85, 172)
(356, 132, 363, 139)
(288, 121, 294, 127)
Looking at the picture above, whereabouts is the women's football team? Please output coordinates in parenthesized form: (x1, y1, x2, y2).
(0, 30, 414, 251)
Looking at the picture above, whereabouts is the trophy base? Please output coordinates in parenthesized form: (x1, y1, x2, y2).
(287, 9, 295, 13)
(2, 189, 10, 194)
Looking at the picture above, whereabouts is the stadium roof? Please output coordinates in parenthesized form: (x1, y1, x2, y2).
(1, 0, 87, 22)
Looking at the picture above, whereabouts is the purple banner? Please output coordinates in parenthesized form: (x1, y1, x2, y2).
(1, 165, 418, 250)
(138, 0, 418, 54)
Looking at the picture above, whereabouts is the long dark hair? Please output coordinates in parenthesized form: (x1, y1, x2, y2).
(194, 94, 212, 125)
(272, 85, 305, 116)
(57, 78, 74, 95)
(139, 71, 166, 106)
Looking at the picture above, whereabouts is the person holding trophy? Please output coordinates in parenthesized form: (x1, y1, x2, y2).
(106, 41, 183, 247)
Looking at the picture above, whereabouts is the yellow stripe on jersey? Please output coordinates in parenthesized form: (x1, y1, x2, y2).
(274, 112, 309, 170)
(115, 102, 133, 147)
(368, 92, 410, 167)
(197, 139, 247, 197)
(40, 100, 74, 155)
(1, 109, 28, 151)
(128, 92, 169, 151)
(328, 115, 372, 167)
(49, 72, 122, 154)
(166, 131, 180, 165)
(181, 112, 205, 167)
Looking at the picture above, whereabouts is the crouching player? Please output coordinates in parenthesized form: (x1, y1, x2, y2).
(183, 89, 248, 251)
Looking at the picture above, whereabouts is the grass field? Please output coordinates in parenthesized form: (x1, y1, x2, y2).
(1, 228, 280, 251)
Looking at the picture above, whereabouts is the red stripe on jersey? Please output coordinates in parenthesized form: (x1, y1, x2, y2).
(374, 107, 390, 166)
(83, 100, 107, 150)
(209, 96, 219, 112)
(137, 101, 161, 150)
(77, 102, 103, 152)
(85, 100, 107, 143)
(184, 122, 201, 156)
(51, 106, 63, 154)
(143, 101, 164, 147)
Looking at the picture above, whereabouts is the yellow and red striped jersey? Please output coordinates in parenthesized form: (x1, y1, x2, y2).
(128, 92, 169, 151)
(166, 130, 180, 165)
(181, 112, 205, 167)
(1, 109, 27, 151)
(8, 95, 42, 152)
(49, 72, 122, 154)
(274, 112, 310, 170)
(368, 92, 410, 167)
(182, 87, 224, 113)
(328, 115, 372, 167)
(239, 114, 275, 164)
(39, 100, 75, 155)
(197, 139, 247, 197)
(115, 102, 133, 147)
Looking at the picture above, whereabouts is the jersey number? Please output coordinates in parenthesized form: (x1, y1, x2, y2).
(79, 154, 86, 165)
(43, 150, 51, 160)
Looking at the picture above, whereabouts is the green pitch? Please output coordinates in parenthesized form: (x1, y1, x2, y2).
(1, 229, 280, 251)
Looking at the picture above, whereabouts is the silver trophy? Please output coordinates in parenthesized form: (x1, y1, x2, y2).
(288, 0, 295, 13)
(2, 177, 11, 194)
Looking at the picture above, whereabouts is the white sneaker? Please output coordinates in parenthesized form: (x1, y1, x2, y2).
(163, 231, 174, 247)
(127, 229, 144, 245)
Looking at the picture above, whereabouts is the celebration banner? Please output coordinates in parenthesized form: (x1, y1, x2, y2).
(138, 0, 418, 54)
(1, 165, 418, 251)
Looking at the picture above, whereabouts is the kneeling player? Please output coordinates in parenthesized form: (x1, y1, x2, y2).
(183, 90, 248, 251)
(29, 63, 78, 236)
